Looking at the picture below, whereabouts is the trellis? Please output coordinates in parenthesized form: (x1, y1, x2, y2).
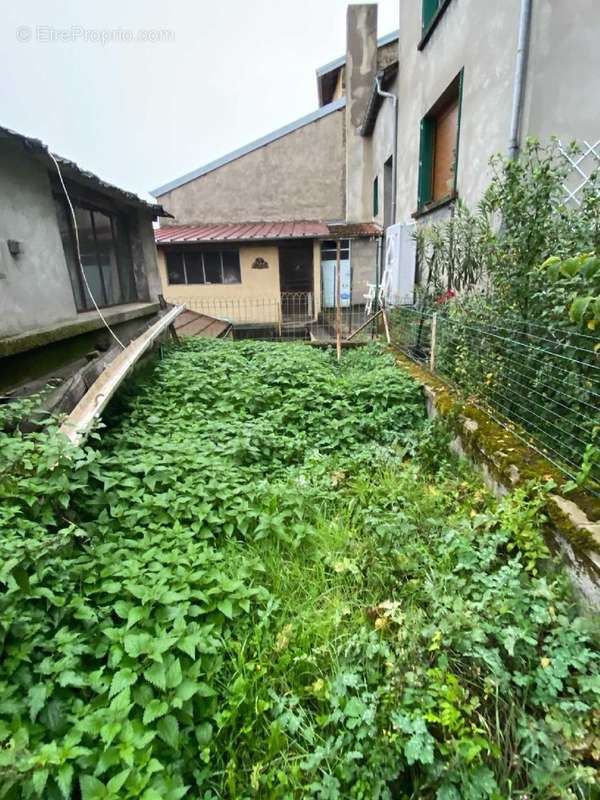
(558, 138, 600, 206)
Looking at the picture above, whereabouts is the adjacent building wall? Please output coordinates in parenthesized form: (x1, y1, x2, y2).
(524, 0, 600, 143)
(371, 72, 399, 228)
(0, 141, 78, 338)
(350, 238, 378, 300)
(395, 0, 520, 225)
(395, 0, 600, 227)
(155, 109, 346, 225)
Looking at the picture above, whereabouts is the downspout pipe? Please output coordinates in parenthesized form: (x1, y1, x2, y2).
(508, 0, 533, 160)
(375, 74, 398, 225)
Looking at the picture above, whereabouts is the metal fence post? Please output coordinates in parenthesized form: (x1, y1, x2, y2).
(429, 312, 438, 372)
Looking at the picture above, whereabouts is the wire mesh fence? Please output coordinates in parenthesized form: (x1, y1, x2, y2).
(168, 293, 380, 343)
(388, 302, 600, 490)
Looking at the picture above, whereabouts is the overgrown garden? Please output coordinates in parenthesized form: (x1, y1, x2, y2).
(389, 140, 600, 490)
(1, 340, 599, 798)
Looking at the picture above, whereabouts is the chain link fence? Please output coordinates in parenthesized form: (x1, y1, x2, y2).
(388, 303, 600, 490)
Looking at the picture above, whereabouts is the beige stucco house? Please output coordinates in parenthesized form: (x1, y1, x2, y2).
(151, 6, 396, 328)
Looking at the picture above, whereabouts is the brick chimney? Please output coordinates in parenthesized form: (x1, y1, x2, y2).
(345, 4, 378, 222)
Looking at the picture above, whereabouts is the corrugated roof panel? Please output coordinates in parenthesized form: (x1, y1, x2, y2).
(154, 221, 380, 244)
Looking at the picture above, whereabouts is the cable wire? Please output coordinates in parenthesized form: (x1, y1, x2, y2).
(49, 152, 126, 350)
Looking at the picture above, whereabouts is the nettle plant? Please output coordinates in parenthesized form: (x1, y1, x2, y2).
(0, 340, 599, 799)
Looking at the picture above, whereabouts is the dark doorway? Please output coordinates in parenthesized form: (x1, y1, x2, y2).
(279, 242, 314, 318)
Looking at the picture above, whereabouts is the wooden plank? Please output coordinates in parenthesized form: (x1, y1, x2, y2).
(345, 309, 382, 341)
(59, 305, 184, 445)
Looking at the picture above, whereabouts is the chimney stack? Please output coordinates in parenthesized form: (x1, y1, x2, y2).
(345, 4, 378, 222)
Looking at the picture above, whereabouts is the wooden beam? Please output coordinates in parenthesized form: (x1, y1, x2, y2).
(381, 307, 391, 344)
(59, 305, 184, 445)
(345, 309, 382, 341)
(335, 240, 342, 362)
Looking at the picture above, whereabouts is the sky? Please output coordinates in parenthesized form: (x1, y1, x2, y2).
(2, 0, 398, 201)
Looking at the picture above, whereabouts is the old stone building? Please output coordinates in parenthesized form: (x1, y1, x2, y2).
(0, 126, 169, 402)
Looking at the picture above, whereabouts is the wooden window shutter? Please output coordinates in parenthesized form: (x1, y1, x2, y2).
(418, 117, 435, 208)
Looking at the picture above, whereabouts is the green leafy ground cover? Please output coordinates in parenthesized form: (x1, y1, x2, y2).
(1, 340, 599, 799)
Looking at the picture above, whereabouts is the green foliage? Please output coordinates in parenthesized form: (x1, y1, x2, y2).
(1, 340, 598, 799)
(401, 139, 600, 488)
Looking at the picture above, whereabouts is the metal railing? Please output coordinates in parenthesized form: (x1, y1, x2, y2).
(388, 303, 600, 490)
(167, 293, 380, 343)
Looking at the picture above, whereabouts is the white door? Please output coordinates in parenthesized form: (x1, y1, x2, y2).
(321, 240, 351, 307)
(384, 224, 416, 305)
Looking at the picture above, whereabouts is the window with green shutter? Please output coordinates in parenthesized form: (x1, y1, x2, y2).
(417, 70, 463, 211)
(422, 0, 440, 31)
(419, 0, 454, 49)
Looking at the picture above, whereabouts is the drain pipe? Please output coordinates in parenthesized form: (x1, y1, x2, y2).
(375, 74, 398, 225)
(508, 0, 532, 160)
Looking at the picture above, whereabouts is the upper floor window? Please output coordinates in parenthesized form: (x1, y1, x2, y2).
(54, 197, 137, 312)
(165, 249, 241, 285)
(320, 239, 350, 261)
(419, 0, 453, 50)
(417, 71, 463, 210)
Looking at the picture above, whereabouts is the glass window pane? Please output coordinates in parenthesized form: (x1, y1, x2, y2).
(113, 216, 137, 303)
(75, 207, 106, 308)
(222, 250, 241, 284)
(203, 252, 222, 283)
(184, 252, 205, 283)
(166, 252, 185, 284)
(54, 197, 85, 310)
(93, 211, 121, 305)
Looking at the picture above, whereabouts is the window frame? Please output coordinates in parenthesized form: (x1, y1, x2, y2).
(418, 0, 454, 51)
(164, 248, 242, 286)
(416, 69, 463, 215)
(54, 194, 137, 312)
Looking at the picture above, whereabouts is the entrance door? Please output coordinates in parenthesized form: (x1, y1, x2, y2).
(320, 239, 351, 307)
(279, 242, 314, 317)
(279, 243, 314, 293)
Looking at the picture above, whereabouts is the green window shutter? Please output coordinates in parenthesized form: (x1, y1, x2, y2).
(373, 176, 379, 217)
(418, 116, 435, 208)
(422, 0, 439, 31)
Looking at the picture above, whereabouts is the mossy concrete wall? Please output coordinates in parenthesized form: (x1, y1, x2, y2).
(393, 351, 600, 610)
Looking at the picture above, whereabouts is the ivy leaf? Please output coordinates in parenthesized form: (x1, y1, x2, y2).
(143, 699, 168, 725)
(157, 714, 179, 748)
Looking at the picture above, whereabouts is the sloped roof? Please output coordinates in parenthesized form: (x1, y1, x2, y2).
(154, 221, 381, 244)
(0, 125, 169, 218)
(315, 29, 399, 78)
(155, 221, 330, 243)
(150, 98, 346, 197)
